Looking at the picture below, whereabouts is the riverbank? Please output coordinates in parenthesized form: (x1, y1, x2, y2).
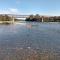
(0, 21, 13, 24)
(0, 21, 60, 25)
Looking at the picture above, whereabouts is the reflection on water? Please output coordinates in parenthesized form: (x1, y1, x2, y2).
(0, 22, 60, 60)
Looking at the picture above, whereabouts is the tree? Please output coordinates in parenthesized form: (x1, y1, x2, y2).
(25, 15, 34, 21)
(34, 14, 41, 21)
(0, 15, 12, 21)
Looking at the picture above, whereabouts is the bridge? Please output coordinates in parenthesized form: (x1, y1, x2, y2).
(13, 15, 29, 18)
(7, 14, 30, 23)
(13, 15, 30, 21)
(8, 14, 29, 18)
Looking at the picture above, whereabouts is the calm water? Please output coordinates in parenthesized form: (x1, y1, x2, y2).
(0, 22, 60, 60)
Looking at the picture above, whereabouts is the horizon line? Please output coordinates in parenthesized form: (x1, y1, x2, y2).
(0, 13, 60, 17)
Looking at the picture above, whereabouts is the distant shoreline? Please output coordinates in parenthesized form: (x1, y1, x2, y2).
(0, 21, 60, 25)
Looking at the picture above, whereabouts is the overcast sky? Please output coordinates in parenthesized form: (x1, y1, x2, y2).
(0, 0, 60, 16)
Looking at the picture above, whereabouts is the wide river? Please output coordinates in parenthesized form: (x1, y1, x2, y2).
(0, 22, 60, 60)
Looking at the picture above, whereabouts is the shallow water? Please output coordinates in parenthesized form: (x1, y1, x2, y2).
(0, 22, 60, 60)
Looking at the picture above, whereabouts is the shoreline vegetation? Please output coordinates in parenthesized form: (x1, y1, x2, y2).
(25, 14, 60, 22)
(0, 14, 60, 24)
(0, 14, 13, 24)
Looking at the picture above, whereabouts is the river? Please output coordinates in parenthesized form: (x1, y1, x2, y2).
(0, 22, 60, 60)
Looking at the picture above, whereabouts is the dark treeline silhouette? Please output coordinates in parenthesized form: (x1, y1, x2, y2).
(25, 14, 42, 22)
(25, 14, 60, 22)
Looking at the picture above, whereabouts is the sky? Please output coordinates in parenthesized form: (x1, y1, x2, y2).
(0, 0, 60, 16)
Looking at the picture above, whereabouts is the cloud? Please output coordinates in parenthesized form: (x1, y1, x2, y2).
(0, 8, 60, 16)
(9, 8, 19, 13)
(0, 8, 20, 14)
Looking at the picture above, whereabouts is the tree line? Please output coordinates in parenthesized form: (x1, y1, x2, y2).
(25, 14, 60, 22)
(0, 14, 60, 22)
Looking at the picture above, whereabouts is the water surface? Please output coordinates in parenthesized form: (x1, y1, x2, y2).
(0, 22, 60, 60)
